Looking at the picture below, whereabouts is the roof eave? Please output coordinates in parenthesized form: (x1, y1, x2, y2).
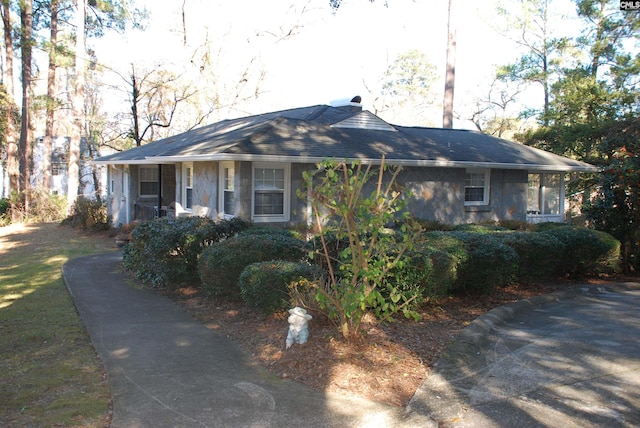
(125, 154, 601, 172)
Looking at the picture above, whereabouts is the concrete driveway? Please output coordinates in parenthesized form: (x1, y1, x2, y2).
(408, 283, 640, 427)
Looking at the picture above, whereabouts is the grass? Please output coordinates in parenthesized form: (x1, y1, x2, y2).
(0, 223, 115, 427)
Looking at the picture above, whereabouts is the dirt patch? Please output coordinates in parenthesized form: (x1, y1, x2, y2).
(163, 282, 571, 407)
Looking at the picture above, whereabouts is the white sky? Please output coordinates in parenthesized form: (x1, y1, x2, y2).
(91, 0, 583, 129)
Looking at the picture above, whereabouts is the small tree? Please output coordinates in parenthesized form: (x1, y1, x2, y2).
(300, 157, 423, 340)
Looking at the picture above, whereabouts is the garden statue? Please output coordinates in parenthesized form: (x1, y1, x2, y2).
(286, 307, 312, 349)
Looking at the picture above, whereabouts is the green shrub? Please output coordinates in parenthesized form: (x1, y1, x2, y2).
(123, 216, 249, 288)
(497, 232, 564, 282)
(0, 198, 10, 226)
(383, 249, 450, 307)
(62, 196, 108, 230)
(539, 226, 621, 277)
(423, 231, 518, 294)
(198, 233, 306, 297)
(0, 198, 10, 216)
(239, 261, 324, 314)
(497, 219, 528, 231)
(239, 227, 303, 239)
(421, 247, 460, 297)
(304, 232, 350, 275)
(452, 223, 507, 233)
(414, 219, 452, 232)
(529, 222, 571, 232)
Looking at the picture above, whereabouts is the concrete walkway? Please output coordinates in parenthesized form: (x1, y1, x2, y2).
(63, 252, 640, 427)
(62, 252, 427, 428)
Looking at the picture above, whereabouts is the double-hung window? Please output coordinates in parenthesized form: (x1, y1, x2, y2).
(253, 164, 290, 222)
(219, 161, 235, 218)
(139, 166, 158, 197)
(183, 163, 193, 211)
(464, 169, 490, 206)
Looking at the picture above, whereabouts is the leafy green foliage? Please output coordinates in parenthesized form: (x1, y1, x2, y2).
(382, 49, 437, 98)
(301, 159, 424, 339)
(451, 223, 508, 233)
(239, 226, 303, 239)
(583, 119, 640, 273)
(123, 216, 249, 288)
(239, 261, 324, 315)
(540, 226, 621, 277)
(497, 231, 564, 283)
(198, 232, 306, 298)
(425, 231, 518, 294)
(386, 249, 450, 303)
(0, 198, 10, 226)
(507, 2, 638, 273)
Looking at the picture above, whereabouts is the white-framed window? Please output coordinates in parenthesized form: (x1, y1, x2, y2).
(527, 173, 563, 215)
(253, 163, 290, 222)
(183, 163, 193, 211)
(464, 169, 490, 206)
(52, 164, 65, 176)
(219, 161, 235, 218)
(139, 166, 158, 197)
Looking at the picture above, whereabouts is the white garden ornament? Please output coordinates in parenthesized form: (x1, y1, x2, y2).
(285, 307, 312, 349)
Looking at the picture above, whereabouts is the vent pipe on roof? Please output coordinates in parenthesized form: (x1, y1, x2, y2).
(330, 95, 363, 111)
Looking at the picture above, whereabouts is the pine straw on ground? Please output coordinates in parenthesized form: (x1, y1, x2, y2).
(161, 282, 571, 407)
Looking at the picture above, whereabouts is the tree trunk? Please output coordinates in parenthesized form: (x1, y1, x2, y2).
(19, 0, 33, 210)
(130, 65, 142, 146)
(68, 0, 86, 210)
(442, 0, 456, 129)
(0, 0, 18, 195)
(43, 0, 59, 193)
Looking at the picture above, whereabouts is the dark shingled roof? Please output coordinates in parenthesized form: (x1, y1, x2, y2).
(95, 104, 598, 172)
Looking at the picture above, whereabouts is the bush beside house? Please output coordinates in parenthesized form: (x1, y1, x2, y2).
(122, 216, 249, 288)
(239, 261, 324, 314)
(539, 226, 621, 277)
(119, 218, 622, 337)
(496, 232, 564, 282)
(423, 231, 519, 294)
(198, 232, 307, 297)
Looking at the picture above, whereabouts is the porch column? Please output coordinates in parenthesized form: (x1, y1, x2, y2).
(157, 164, 162, 218)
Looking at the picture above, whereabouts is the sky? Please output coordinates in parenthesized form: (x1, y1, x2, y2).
(90, 0, 583, 129)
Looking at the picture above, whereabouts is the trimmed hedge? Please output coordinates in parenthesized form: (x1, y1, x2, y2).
(122, 216, 249, 287)
(239, 261, 324, 314)
(239, 227, 303, 239)
(424, 231, 518, 294)
(539, 226, 621, 277)
(451, 223, 508, 233)
(497, 232, 564, 283)
(198, 233, 307, 297)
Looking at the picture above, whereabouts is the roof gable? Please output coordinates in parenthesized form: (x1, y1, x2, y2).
(331, 111, 397, 132)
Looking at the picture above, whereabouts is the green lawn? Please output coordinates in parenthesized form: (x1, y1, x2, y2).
(0, 223, 115, 427)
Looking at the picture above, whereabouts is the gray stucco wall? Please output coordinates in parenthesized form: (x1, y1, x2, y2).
(107, 161, 529, 227)
(400, 166, 528, 224)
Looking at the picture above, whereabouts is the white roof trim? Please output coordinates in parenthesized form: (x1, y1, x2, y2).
(91, 153, 599, 172)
